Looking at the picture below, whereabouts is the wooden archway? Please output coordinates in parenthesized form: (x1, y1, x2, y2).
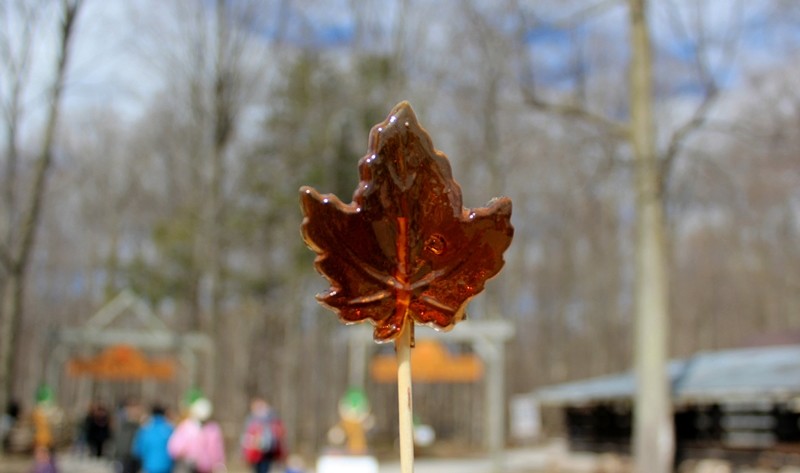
(47, 290, 213, 406)
(349, 320, 513, 473)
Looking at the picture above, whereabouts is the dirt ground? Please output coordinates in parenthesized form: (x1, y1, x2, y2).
(4, 445, 798, 473)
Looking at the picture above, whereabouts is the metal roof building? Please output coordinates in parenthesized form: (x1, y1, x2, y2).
(532, 345, 800, 406)
(518, 345, 800, 466)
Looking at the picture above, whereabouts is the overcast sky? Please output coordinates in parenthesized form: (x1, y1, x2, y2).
(5, 0, 799, 143)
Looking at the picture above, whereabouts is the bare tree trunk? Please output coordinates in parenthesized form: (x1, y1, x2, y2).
(3, 108, 19, 246)
(0, 0, 82, 413)
(0, 273, 23, 409)
(629, 1, 674, 472)
(208, 0, 245, 417)
(207, 1, 229, 396)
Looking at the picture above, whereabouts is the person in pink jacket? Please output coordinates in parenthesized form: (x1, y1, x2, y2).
(168, 398, 225, 473)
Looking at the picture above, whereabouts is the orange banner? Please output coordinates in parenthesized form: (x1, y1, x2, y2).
(371, 340, 483, 383)
(68, 344, 175, 380)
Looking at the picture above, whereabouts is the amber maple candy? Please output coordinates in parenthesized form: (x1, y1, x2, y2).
(300, 101, 513, 342)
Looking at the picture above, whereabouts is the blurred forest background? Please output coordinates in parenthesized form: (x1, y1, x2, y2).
(1, 0, 800, 459)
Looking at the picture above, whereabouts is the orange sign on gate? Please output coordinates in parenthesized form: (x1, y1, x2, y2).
(371, 340, 483, 383)
(68, 344, 175, 380)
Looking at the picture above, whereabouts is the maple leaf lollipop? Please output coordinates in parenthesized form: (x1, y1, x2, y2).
(300, 101, 513, 471)
(300, 102, 514, 341)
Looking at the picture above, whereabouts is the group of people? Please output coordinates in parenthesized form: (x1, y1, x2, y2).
(10, 394, 291, 473)
(131, 397, 224, 473)
(116, 396, 288, 473)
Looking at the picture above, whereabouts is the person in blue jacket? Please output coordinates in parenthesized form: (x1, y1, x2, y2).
(133, 405, 174, 473)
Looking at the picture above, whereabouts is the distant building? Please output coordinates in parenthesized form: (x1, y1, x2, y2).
(514, 344, 800, 466)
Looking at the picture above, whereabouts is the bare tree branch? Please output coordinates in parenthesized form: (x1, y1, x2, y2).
(16, 0, 82, 268)
(522, 89, 630, 138)
(659, 0, 743, 187)
(513, 0, 629, 139)
(0, 241, 11, 271)
(555, 0, 624, 27)
(659, 83, 719, 182)
(0, 0, 84, 424)
(1, 0, 42, 248)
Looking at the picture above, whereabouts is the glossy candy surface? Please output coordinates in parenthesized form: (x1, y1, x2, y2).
(300, 102, 514, 342)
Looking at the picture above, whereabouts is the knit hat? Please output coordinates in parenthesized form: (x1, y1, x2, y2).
(189, 397, 212, 421)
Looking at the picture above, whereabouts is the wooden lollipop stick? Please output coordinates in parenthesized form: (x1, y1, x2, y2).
(396, 320, 415, 473)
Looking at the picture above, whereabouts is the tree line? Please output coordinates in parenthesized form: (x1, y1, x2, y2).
(1, 0, 799, 468)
